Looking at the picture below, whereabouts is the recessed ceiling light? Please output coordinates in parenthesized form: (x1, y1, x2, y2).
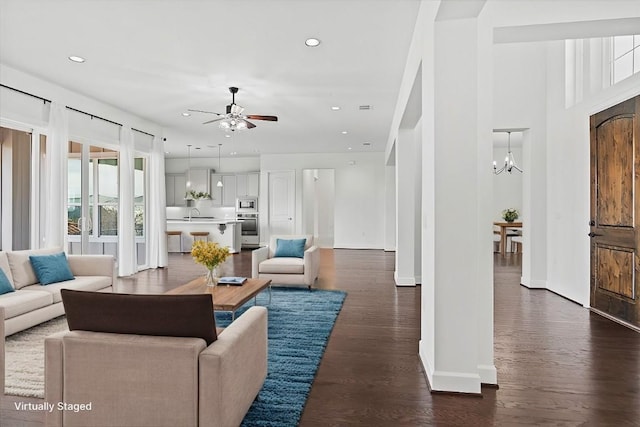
(348, 147, 352, 150)
(182, 112, 191, 117)
(331, 106, 340, 111)
(341, 131, 348, 135)
(225, 134, 231, 138)
(68, 55, 85, 63)
(230, 151, 238, 156)
(305, 38, 321, 47)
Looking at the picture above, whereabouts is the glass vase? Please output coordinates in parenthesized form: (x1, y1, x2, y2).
(205, 267, 219, 288)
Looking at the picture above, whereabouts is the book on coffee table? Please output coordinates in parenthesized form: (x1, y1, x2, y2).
(218, 276, 247, 285)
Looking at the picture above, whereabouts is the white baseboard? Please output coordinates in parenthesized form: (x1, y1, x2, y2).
(520, 276, 547, 289)
(477, 364, 497, 385)
(419, 342, 481, 394)
(394, 271, 416, 286)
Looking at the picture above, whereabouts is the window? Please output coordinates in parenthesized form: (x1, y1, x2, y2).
(134, 158, 145, 237)
(611, 35, 640, 84)
(67, 143, 119, 241)
(97, 158, 118, 236)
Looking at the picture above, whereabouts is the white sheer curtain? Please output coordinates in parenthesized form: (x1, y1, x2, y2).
(44, 102, 69, 250)
(118, 126, 136, 276)
(147, 136, 168, 268)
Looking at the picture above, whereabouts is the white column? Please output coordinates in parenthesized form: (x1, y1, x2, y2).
(384, 161, 396, 252)
(419, 16, 495, 394)
(475, 15, 498, 386)
(520, 128, 548, 289)
(395, 128, 417, 286)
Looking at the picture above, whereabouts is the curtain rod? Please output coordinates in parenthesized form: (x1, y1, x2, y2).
(65, 106, 122, 127)
(0, 84, 51, 104)
(1, 84, 156, 138)
(65, 108, 155, 137)
(132, 127, 155, 138)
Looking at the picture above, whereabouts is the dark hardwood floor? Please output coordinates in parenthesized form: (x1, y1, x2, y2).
(2, 250, 640, 426)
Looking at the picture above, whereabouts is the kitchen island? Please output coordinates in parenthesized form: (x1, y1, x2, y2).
(166, 219, 242, 253)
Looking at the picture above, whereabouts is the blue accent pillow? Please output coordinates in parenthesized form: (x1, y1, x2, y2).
(274, 238, 307, 258)
(0, 269, 14, 295)
(29, 252, 75, 285)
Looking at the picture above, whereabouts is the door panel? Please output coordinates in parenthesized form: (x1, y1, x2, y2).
(596, 118, 634, 226)
(590, 95, 640, 328)
(596, 246, 634, 299)
(268, 171, 295, 236)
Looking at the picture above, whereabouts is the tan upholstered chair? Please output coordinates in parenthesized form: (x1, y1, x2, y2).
(251, 234, 319, 289)
(44, 291, 267, 427)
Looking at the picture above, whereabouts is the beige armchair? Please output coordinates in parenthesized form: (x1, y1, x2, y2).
(252, 234, 319, 289)
(44, 291, 267, 427)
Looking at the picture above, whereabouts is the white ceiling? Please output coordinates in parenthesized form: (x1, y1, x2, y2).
(0, 0, 421, 159)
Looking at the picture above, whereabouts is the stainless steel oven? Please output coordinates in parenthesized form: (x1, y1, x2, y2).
(237, 213, 259, 248)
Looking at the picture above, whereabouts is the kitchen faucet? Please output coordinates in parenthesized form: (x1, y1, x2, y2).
(188, 208, 200, 221)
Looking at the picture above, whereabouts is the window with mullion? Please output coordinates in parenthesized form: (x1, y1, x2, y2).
(611, 34, 640, 84)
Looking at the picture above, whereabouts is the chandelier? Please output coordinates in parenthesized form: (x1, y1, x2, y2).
(493, 131, 522, 175)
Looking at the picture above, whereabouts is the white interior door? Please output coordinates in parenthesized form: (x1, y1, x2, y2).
(268, 171, 295, 236)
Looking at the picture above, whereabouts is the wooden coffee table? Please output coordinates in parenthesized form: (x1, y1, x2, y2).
(166, 277, 272, 320)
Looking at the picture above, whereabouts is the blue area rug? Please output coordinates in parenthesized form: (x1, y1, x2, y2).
(215, 287, 346, 427)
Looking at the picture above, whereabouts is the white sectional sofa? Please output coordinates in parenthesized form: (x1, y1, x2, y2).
(0, 247, 115, 336)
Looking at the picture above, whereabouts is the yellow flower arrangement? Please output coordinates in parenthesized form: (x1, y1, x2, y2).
(191, 240, 230, 270)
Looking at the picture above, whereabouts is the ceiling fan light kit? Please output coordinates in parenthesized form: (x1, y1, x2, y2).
(188, 86, 278, 133)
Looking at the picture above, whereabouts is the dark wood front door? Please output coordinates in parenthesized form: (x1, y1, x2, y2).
(590, 95, 640, 328)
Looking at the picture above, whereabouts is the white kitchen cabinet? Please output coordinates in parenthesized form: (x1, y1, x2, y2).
(165, 173, 187, 206)
(210, 174, 223, 206)
(236, 172, 259, 197)
(222, 175, 237, 207)
(247, 173, 259, 196)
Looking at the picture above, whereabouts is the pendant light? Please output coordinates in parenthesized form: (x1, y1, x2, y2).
(493, 131, 523, 175)
(186, 144, 192, 188)
(216, 144, 223, 187)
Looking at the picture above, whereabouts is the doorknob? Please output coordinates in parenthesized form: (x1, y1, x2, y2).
(588, 232, 602, 237)
(589, 220, 595, 226)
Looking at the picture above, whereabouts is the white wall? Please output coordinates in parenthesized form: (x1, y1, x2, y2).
(302, 169, 335, 248)
(260, 152, 385, 249)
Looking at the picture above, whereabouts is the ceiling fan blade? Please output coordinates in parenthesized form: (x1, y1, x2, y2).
(188, 109, 223, 115)
(203, 117, 225, 125)
(246, 115, 278, 122)
(244, 120, 257, 129)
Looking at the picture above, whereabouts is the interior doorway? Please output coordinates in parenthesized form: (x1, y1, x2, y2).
(302, 169, 335, 248)
(492, 130, 524, 254)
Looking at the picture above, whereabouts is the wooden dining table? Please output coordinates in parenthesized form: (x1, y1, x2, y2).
(493, 221, 522, 255)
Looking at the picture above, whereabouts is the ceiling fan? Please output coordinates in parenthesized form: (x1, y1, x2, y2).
(189, 87, 278, 132)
